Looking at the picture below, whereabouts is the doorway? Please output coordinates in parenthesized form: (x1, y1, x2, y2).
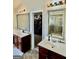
(34, 12, 42, 47)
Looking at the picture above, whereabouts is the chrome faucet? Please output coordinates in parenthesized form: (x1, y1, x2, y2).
(58, 39, 65, 43)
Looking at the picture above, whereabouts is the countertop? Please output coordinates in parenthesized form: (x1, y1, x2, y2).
(38, 37, 66, 57)
(13, 29, 30, 38)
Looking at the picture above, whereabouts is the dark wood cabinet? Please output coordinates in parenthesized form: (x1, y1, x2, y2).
(48, 50, 66, 59)
(39, 46, 66, 59)
(13, 34, 31, 53)
(39, 46, 48, 59)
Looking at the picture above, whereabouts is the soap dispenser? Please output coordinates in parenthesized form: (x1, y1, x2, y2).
(48, 34, 52, 41)
(22, 30, 24, 33)
(48, 35, 50, 41)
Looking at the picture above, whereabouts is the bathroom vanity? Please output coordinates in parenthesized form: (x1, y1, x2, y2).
(13, 29, 31, 53)
(38, 5, 66, 59)
(38, 38, 66, 59)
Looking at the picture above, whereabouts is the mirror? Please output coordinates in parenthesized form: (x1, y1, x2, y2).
(16, 13, 30, 32)
(48, 10, 65, 39)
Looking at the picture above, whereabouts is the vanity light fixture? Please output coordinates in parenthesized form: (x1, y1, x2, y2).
(47, 2, 54, 7)
(18, 8, 26, 13)
(47, 0, 65, 7)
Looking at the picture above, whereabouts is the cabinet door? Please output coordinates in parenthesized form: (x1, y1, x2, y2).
(39, 46, 48, 59)
(48, 50, 66, 59)
(17, 37, 22, 50)
(39, 46, 66, 59)
(13, 35, 22, 50)
(13, 35, 19, 48)
(21, 35, 31, 53)
(39, 52, 47, 59)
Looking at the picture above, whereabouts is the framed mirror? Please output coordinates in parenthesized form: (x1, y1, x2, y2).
(16, 13, 30, 32)
(48, 10, 65, 39)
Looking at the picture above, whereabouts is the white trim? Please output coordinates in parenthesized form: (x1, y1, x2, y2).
(31, 10, 43, 13)
(29, 12, 34, 49)
(47, 6, 66, 41)
(30, 10, 43, 48)
(16, 11, 30, 15)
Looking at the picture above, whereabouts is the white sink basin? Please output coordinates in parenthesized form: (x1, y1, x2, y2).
(38, 38, 66, 57)
(13, 29, 30, 38)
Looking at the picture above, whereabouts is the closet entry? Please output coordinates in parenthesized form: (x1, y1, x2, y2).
(34, 12, 42, 47)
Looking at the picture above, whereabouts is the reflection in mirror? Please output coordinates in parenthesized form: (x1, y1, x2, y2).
(48, 10, 65, 40)
(17, 13, 30, 32)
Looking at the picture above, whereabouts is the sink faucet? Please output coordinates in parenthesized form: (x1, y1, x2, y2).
(58, 40, 65, 43)
(22, 30, 24, 33)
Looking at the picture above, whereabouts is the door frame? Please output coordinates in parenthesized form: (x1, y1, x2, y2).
(31, 10, 43, 48)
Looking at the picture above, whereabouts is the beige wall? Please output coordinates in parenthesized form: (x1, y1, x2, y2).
(13, 12, 17, 29)
(13, 0, 51, 29)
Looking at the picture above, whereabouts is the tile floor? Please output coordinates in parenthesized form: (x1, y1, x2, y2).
(22, 47, 39, 59)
